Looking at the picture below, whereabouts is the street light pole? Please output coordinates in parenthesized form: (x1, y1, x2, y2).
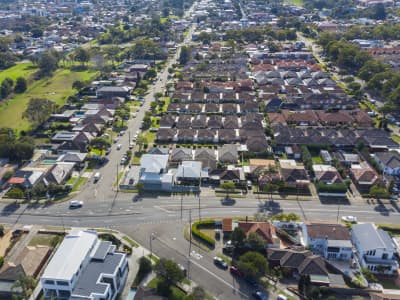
(150, 232, 155, 259)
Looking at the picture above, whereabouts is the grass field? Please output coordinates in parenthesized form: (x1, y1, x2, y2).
(0, 63, 37, 83)
(284, 0, 304, 6)
(0, 67, 98, 133)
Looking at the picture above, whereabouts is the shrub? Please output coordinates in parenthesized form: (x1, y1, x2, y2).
(191, 220, 215, 247)
(0, 256, 3, 268)
(6, 187, 25, 199)
(316, 182, 348, 193)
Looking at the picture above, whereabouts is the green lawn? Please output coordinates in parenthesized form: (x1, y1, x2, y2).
(284, 0, 304, 6)
(28, 233, 59, 247)
(312, 156, 323, 164)
(72, 177, 87, 192)
(122, 236, 139, 248)
(0, 67, 98, 132)
(392, 134, 400, 143)
(0, 63, 37, 83)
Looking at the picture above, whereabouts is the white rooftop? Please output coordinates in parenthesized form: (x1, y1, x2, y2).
(42, 230, 98, 281)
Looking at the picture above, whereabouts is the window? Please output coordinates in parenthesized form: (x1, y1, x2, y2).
(44, 280, 55, 285)
(56, 281, 69, 286)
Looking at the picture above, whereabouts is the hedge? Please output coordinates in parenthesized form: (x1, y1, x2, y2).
(191, 220, 215, 247)
(378, 224, 400, 236)
(316, 182, 348, 193)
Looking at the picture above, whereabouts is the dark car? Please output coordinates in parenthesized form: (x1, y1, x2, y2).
(229, 266, 244, 277)
(213, 257, 228, 269)
(252, 291, 268, 300)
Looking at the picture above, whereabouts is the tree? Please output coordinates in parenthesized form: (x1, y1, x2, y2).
(11, 275, 37, 300)
(0, 77, 13, 99)
(38, 52, 58, 76)
(192, 286, 206, 300)
(31, 27, 43, 38)
(23, 98, 58, 127)
(74, 47, 90, 66)
(231, 227, 246, 248)
(72, 80, 86, 92)
(90, 137, 111, 151)
(246, 232, 266, 252)
(14, 77, 27, 93)
(136, 134, 148, 153)
(154, 258, 185, 286)
(370, 184, 390, 199)
(220, 181, 235, 198)
(179, 46, 191, 65)
(237, 251, 268, 280)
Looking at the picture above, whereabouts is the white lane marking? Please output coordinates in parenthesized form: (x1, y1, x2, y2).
(154, 205, 173, 213)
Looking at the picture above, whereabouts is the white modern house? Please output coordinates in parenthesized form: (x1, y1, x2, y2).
(374, 151, 400, 177)
(352, 223, 399, 275)
(41, 230, 128, 300)
(138, 154, 173, 191)
(302, 223, 353, 260)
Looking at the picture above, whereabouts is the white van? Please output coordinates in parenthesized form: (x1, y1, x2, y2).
(94, 172, 101, 182)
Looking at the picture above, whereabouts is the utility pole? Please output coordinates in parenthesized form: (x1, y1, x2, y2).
(187, 209, 192, 280)
(116, 163, 119, 192)
(180, 194, 183, 220)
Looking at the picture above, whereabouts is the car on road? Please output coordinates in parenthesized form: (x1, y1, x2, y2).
(252, 291, 268, 300)
(113, 137, 119, 144)
(69, 200, 83, 209)
(119, 130, 125, 136)
(277, 295, 288, 300)
(117, 144, 122, 150)
(213, 257, 228, 269)
(120, 157, 126, 165)
(229, 266, 244, 277)
(129, 142, 134, 149)
(132, 134, 138, 141)
(342, 216, 357, 223)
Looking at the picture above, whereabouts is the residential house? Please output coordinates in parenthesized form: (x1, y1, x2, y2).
(246, 135, 269, 153)
(41, 230, 129, 300)
(156, 128, 177, 143)
(139, 154, 173, 191)
(267, 248, 329, 279)
(238, 222, 280, 248)
(313, 165, 343, 184)
(350, 161, 379, 192)
(374, 151, 400, 177)
(175, 161, 203, 184)
(218, 144, 238, 164)
(195, 148, 217, 169)
(279, 159, 309, 188)
(219, 167, 245, 184)
(8, 168, 46, 190)
(352, 223, 399, 275)
(0, 265, 26, 299)
(302, 223, 352, 260)
(45, 162, 75, 185)
(57, 152, 87, 169)
(170, 148, 193, 163)
(96, 86, 131, 99)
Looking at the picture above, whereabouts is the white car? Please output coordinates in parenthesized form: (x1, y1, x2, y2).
(342, 216, 357, 223)
(69, 200, 83, 208)
(132, 134, 138, 141)
(117, 144, 122, 150)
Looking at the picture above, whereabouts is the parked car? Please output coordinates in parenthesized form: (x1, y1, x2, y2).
(119, 130, 125, 136)
(117, 144, 122, 150)
(390, 195, 398, 201)
(252, 291, 268, 300)
(342, 216, 357, 223)
(129, 142, 134, 149)
(132, 134, 138, 141)
(105, 148, 111, 155)
(229, 266, 244, 277)
(69, 200, 83, 209)
(94, 172, 101, 183)
(213, 257, 228, 269)
(277, 295, 288, 300)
